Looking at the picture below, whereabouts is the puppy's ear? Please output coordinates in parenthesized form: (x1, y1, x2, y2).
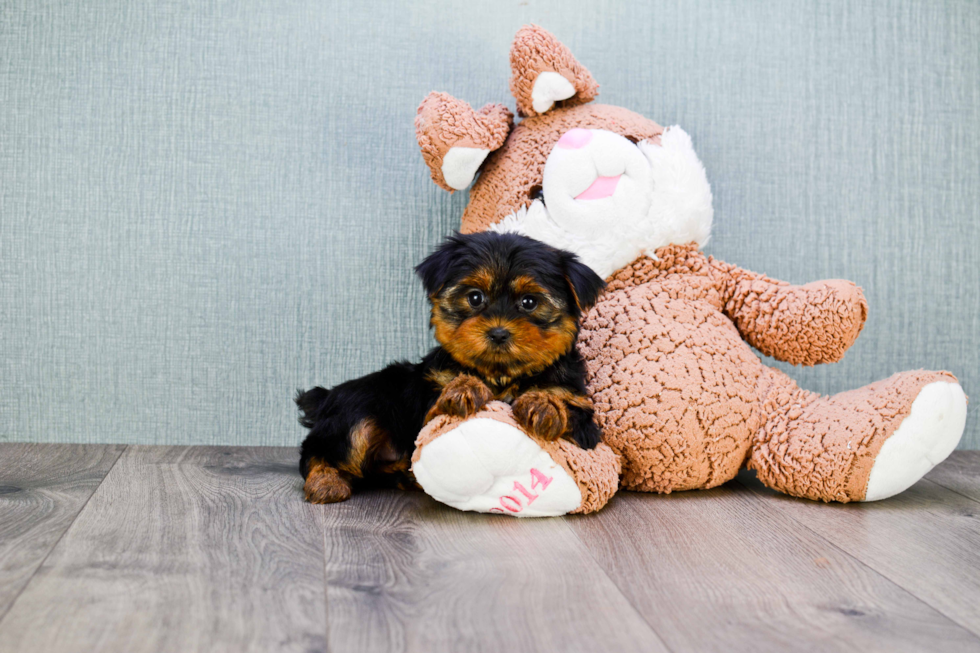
(562, 253, 605, 313)
(415, 235, 465, 297)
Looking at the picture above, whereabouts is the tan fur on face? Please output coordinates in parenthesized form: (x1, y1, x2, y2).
(429, 261, 580, 386)
(459, 269, 496, 293)
(436, 313, 578, 386)
(511, 275, 547, 296)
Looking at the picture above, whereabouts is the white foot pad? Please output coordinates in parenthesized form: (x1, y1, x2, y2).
(864, 381, 968, 501)
(413, 418, 582, 517)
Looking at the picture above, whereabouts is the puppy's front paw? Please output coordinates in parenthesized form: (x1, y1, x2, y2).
(427, 374, 493, 423)
(513, 391, 568, 441)
(304, 462, 352, 504)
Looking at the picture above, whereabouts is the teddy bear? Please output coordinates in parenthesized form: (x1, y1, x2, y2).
(410, 25, 968, 516)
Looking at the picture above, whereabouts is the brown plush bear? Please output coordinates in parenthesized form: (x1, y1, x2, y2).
(411, 25, 967, 516)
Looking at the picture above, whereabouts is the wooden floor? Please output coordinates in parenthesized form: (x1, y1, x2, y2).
(1, 446, 978, 653)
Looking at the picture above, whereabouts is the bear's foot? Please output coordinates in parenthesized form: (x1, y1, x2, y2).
(752, 369, 968, 502)
(863, 380, 967, 501)
(412, 401, 620, 517)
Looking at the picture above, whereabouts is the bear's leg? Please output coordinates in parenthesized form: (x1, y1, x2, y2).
(748, 368, 967, 502)
(412, 402, 621, 516)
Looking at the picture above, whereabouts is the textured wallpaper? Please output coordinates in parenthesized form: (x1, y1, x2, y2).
(1, 0, 978, 447)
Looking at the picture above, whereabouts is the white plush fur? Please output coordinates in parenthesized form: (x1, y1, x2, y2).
(413, 417, 582, 517)
(442, 146, 490, 190)
(531, 71, 576, 114)
(863, 381, 967, 501)
(490, 126, 713, 278)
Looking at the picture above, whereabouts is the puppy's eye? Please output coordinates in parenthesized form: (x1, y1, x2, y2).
(466, 290, 485, 308)
(529, 184, 544, 202)
(520, 295, 537, 311)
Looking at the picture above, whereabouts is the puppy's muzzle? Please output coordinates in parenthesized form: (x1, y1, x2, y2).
(487, 327, 511, 345)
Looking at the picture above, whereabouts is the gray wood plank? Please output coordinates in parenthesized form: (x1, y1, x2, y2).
(737, 469, 980, 638)
(566, 484, 980, 653)
(0, 443, 125, 620)
(320, 489, 667, 653)
(0, 446, 327, 653)
(925, 451, 980, 503)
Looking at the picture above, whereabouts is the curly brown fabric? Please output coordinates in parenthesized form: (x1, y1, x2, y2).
(604, 247, 869, 367)
(579, 244, 958, 501)
(710, 259, 868, 366)
(509, 24, 599, 118)
(546, 433, 621, 514)
(415, 92, 513, 191)
(580, 250, 762, 493)
(749, 368, 957, 502)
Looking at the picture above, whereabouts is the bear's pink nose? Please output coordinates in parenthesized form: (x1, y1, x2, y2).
(556, 128, 592, 149)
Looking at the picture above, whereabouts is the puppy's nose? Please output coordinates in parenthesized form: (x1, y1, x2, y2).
(487, 327, 511, 345)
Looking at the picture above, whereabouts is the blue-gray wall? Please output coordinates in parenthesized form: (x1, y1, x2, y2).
(2, 1, 978, 447)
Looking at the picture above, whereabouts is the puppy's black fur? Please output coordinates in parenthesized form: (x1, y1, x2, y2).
(297, 232, 605, 503)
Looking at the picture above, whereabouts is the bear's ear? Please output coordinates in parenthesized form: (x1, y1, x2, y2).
(509, 25, 599, 118)
(415, 92, 513, 192)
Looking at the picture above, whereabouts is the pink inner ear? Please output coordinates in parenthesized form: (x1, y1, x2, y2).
(557, 128, 592, 149)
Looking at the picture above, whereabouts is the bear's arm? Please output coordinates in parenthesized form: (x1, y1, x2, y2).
(708, 258, 868, 366)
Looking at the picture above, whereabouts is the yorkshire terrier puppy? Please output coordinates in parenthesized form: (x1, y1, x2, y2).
(296, 232, 605, 503)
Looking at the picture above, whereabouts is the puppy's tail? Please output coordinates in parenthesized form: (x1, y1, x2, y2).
(295, 386, 331, 429)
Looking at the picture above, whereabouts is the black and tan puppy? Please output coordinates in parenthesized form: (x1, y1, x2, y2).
(296, 232, 605, 503)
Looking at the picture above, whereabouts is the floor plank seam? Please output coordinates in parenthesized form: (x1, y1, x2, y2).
(0, 444, 129, 628)
(560, 510, 678, 653)
(316, 507, 332, 653)
(921, 477, 980, 506)
(733, 478, 980, 641)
